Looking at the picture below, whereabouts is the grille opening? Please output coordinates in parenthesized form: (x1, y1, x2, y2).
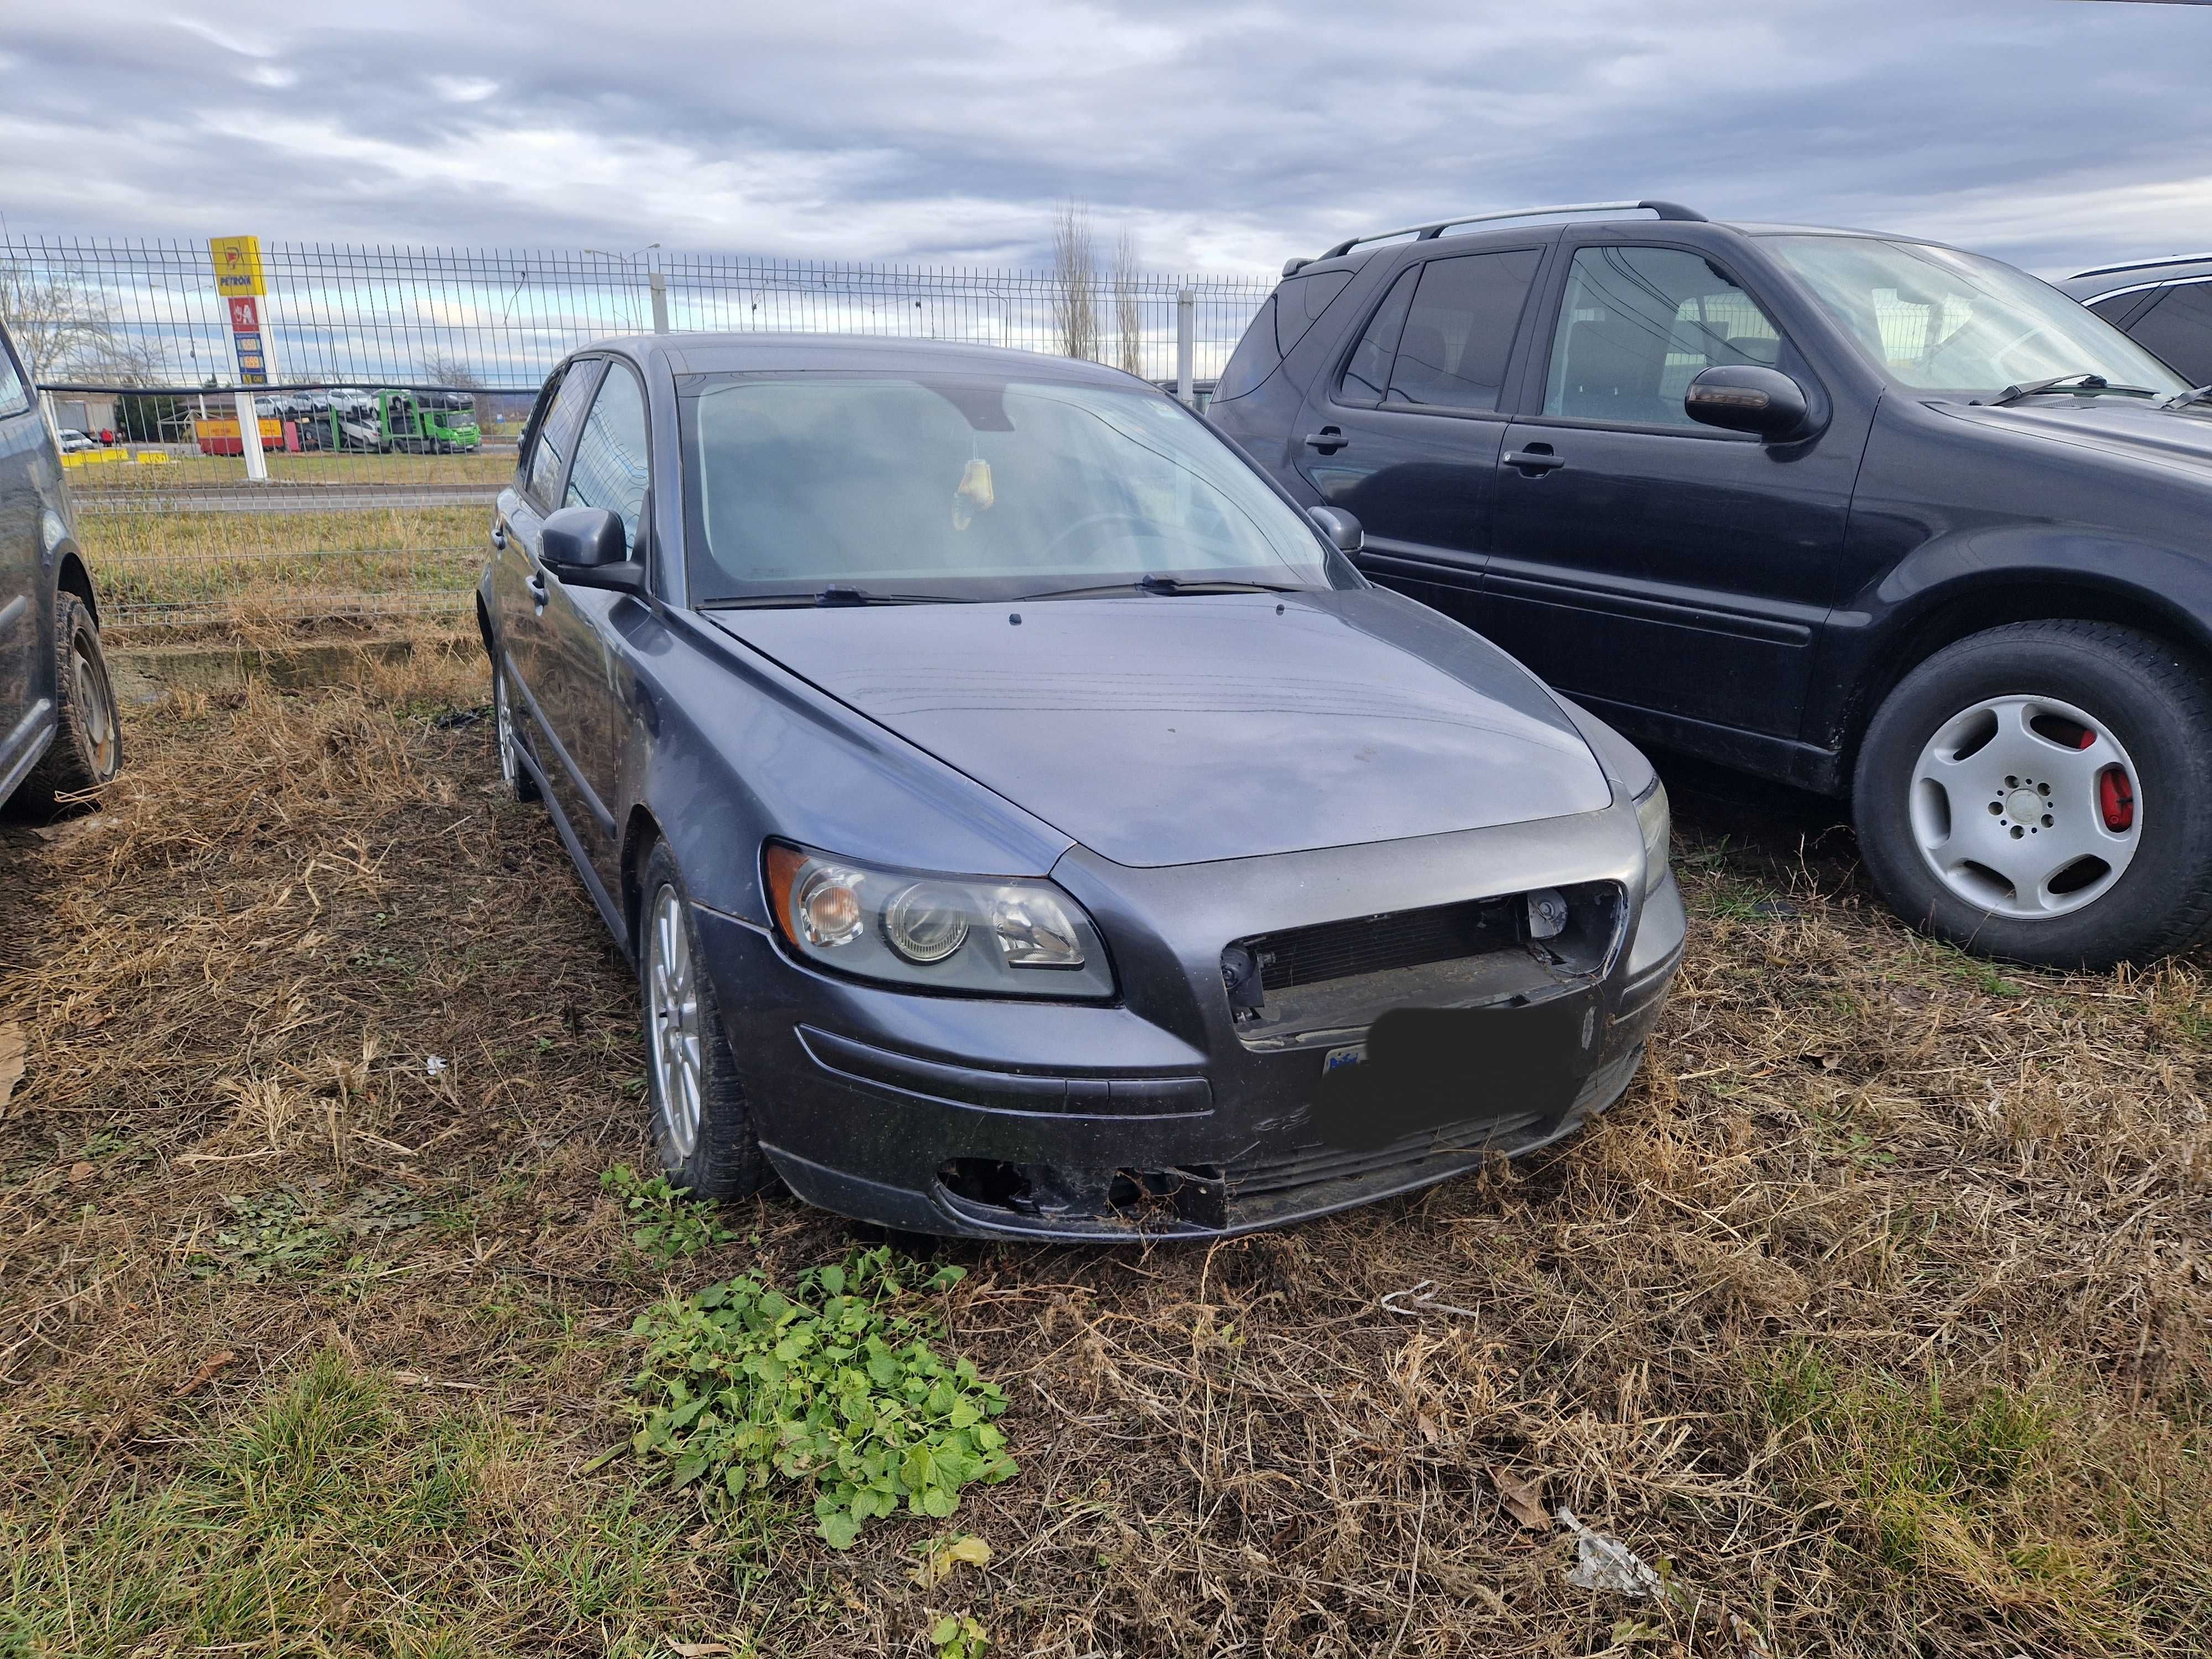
(1224, 883, 1623, 1023)
(1245, 895, 1522, 993)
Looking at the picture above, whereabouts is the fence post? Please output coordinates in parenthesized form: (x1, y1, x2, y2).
(1176, 287, 1195, 406)
(649, 271, 670, 334)
(233, 390, 269, 482)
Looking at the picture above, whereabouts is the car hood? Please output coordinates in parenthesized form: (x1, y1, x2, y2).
(1938, 397, 2212, 477)
(707, 588, 1610, 868)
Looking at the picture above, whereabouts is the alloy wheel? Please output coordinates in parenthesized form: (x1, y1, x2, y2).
(1908, 693, 2141, 919)
(494, 669, 519, 789)
(646, 882, 705, 1159)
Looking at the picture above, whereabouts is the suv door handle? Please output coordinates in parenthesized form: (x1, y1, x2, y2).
(1503, 445, 1564, 475)
(1304, 427, 1349, 453)
(491, 518, 508, 550)
(528, 570, 549, 607)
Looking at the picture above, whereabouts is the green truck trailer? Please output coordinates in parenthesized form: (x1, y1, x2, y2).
(317, 389, 481, 453)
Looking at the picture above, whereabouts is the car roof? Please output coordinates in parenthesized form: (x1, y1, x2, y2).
(2060, 254, 2212, 299)
(575, 331, 1151, 389)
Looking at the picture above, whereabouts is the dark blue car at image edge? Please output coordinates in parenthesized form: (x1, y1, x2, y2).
(1212, 199, 2212, 970)
(478, 335, 1684, 1239)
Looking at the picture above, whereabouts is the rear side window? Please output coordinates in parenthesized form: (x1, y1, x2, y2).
(1543, 246, 1785, 427)
(564, 363, 651, 551)
(1274, 270, 1353, 356)
(1339, 265, 1419, 403)
(1215, 295, 1281, 402)
(2125, 281, 2212, 386)
(524, 362, 602, 508)
(0, 327, 29, 418)
(1384, 249, 1542, 411)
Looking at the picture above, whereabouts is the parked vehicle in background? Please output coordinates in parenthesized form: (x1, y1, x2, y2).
(478, 333, 1682, 1238)
(1212, 200, 2212, 969)
(295, 388, 481, 453)
(2061, 255, 2212, 389)
(0, 319, 121, 811)
(55, 429, 97, 455)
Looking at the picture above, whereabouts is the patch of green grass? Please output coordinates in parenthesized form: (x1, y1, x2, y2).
(602, 1163, 737, 1265)
(625, 1246, 1014, 1549)
(1761, 1346, 2058, 1573)
(0, 1354, 686, 1658)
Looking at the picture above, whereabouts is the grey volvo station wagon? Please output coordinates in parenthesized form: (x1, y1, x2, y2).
(478, 335, 1684, 1239)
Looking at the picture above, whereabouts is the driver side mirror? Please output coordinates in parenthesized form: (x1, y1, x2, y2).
(1684, 366, 1819, 442)
(540, 505, 644, 594)
(1308, 505, 1364, 554)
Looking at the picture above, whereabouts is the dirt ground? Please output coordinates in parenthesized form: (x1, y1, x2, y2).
(2, 639, 2208, 1658)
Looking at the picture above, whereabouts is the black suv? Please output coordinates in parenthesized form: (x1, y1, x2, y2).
(1212, 200, 2212, 968)
(0, 319, 120, 812)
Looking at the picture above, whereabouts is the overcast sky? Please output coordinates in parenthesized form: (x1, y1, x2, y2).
(2, 0, 2208, 278)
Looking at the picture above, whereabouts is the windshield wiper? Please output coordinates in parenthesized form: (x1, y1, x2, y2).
(1984, 373, 2157, 408)
(1014, 573, 1302, 601)
(2162, 383, 2212, 412)
(697, 586, 964, 609)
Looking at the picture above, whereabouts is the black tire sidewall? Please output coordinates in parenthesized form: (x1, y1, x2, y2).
(1855, 625, 2212, 967)
(638, 840, 771, 1199)
(28, 594, 121, 800)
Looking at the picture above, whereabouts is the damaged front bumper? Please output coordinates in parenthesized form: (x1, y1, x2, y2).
(703, 803, 1687, 1240)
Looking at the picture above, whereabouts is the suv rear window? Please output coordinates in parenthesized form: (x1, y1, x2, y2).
(1274, 270, 1353, 356)
(1215, 295, 1280, 401)
(1383, 249, 1542, 411)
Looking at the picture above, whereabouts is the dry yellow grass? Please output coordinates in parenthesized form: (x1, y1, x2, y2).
(1, 653, 2207, 1657)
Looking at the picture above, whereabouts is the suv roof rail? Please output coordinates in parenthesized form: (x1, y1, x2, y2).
(1288, 200, 1708, 275)
(2070, 251, 2212, 281)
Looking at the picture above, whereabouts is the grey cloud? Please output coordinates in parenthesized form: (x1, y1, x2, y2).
(2, 0, 2208, 276)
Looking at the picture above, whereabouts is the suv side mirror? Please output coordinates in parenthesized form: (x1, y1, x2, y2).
(1684, 366, 1818, 442)
(1308, 505, 1364, 554)
(540, 505, 644, 594)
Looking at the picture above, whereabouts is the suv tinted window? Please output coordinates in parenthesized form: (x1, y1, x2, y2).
(1215, 296, 1280, 401)
(1385, 249, 1542, 411)
(1339, 264, 1419, 403)
(2126, 281, 2212, 386)
(1543, 246, 1783, 427)
(0, 327, 29, 418)
(564, 363, 650, 550)
(1274, 270, 1354, 356)
(525, 362, 602, 508)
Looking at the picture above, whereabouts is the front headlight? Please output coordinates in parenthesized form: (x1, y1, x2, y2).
(764, 842, 1115, 999)
(1634, 777, 1671, 895)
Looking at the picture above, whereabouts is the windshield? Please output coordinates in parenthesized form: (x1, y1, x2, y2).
(1763, 234, 2188, 399)
(681, 373, 1342, 602)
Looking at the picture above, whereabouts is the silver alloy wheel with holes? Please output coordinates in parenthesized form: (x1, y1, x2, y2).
(1909, 693, 2140, 919)
(71, 635, 117, 778)
(646, 881, 705, 1160)
(494, 668, 519, 789)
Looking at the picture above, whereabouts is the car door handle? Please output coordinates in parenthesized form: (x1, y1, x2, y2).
(528, 570, 549, 607)
(491, 519, 507, 550)
(1503, 446, 1564, 474)
(1304, 427, 1349, 453)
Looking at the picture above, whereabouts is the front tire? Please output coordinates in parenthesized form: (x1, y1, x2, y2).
(638, 841, 772, 1200)
(23, 593, 122, 806)
(1854, 620, 2212, 968)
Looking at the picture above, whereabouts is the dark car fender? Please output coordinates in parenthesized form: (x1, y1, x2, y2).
(1808, 523, 2212, 763)
(604, 607, 1077, 951)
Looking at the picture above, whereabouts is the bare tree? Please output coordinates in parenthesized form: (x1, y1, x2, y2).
(418, 354, 486, 390)
(1050, 203, 1098, 362)
(1112, 227, 1143, 375)
(0, 262, 144, 385)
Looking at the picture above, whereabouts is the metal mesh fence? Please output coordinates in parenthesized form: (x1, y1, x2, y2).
(2, 236, 1272, 625)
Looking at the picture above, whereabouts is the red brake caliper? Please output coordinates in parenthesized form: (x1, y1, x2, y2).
(2079, 728, 2135, 831)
